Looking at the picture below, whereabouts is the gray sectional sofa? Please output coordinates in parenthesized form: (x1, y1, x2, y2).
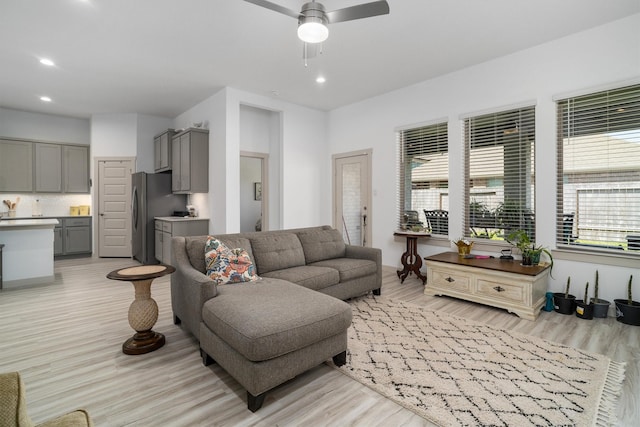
(170, 225, 382, 411)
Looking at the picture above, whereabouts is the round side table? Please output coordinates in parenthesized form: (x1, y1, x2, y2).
(107, 264, 175, 355)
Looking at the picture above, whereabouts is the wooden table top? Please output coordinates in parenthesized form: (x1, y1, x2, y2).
(425, 252, 550, 276)
(107, 264, 175, 281)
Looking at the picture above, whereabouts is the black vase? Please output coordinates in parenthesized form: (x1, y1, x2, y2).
(614, 299, 640, 326)
(575, 300, 594, 320)
(590, 298, 611, 318)
(553, 293, 576, 315)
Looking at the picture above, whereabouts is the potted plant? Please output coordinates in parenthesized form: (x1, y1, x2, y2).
(575, 281, 594, 319)
(506, 229, 554, 276)
(553, 276, 576, 315)
(590, 270, 611, 318)
(614, 275, 640, 326)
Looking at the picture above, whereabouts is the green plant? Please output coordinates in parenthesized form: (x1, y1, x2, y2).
(594, 270, 599, 302)
(628, 274, 634, 305)
(565, 276, 571, 298)
(584, 282, 590, 305)
(506, 229, 554, 277)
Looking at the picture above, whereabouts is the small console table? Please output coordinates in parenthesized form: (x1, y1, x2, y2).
(107, 264, 175, 355)
(424, 252, 550, 320)
(394, 231, 430, 284)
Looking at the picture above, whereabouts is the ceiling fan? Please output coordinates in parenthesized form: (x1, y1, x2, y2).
(244, 0, 390, 60)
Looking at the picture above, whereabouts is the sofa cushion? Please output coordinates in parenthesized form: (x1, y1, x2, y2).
(249, 233, 305, 274)
(261, 265, 339, 291)
(310, 258, 377, 282)
(297, 228, 346, 263)
(205, 237, 258, 285)
(202, 278, 352, 361)
(186, 235, 254, 273)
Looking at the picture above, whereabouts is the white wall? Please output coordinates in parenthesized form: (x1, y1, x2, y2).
(327, 14, 640, 302)
(90, 113, 138, 159)
(174, 87, 328, 234)
(0, 107, 90, 144)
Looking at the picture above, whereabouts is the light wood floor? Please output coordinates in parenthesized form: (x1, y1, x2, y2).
(0, 257, 637, 426)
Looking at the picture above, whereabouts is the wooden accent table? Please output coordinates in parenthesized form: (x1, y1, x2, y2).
(394, 231, 430, 284)
(107, 264, 175, 355)
(424, 252, 550, 320)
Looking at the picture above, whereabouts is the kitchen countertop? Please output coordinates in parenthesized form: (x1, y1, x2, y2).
(0, 218, 59, 230)
(0, 215, 91, 220)
(155, 217, 209, 222)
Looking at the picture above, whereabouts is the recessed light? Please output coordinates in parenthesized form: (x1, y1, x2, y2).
(316, 76, 326, 84)
(40, 96, 52, 102)
(39, 58, 55, 67)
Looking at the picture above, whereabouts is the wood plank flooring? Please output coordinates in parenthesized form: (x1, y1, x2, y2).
(0, 257, 637, 426)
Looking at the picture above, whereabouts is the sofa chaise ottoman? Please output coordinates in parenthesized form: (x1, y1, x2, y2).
(170, 226, 382, 411)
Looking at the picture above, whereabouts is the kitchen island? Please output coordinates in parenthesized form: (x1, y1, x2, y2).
(0, 218, 59, 288)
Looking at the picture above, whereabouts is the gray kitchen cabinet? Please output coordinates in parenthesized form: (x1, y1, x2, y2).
(171, 128, 209, 193)
(35, 143, 63, 192)
(0, 139, 33, 192)
(53, 217, 92, 257)
(155, 218, 209, 265)
(63, 145, 90, 193)
(0, 139, 89, 193)
(154, 129, 175, 172)
(53, 224, 63, 256)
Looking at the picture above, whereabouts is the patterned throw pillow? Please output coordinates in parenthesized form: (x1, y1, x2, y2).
(204, 236, 259, 284)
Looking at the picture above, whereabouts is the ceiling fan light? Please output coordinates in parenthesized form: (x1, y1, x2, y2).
(298, 19, 328, 43)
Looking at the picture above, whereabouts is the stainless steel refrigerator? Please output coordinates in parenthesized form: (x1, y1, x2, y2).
(131, 172, 186, 264)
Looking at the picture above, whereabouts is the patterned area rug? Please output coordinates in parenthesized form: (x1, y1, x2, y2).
(333, 296, 625, 426)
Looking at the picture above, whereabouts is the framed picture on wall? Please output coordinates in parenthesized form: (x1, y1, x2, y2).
(254, 182, 262, 201)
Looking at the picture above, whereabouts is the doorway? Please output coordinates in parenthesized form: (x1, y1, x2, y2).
(240, 152, 269, 232)
(94, 157, 134, 257)
(333, 150, 372, 246)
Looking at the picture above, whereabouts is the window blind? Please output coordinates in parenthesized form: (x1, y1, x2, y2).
(463, 106, 536, 240)
(396, 122, 449, 233)
(556, 84, 640, 254)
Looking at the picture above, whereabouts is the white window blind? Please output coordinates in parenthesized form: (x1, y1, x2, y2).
(556, 83, 640, 254)
(397, 122, 449, 234)
(463, 106, 536, 240)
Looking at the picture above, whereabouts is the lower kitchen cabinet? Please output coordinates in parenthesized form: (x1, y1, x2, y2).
(54, 217, 92, 257)
(155, 218, 209, 265)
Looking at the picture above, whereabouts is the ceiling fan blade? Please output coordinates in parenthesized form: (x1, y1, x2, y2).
(243, 0, 300, 19)
(326, 1, 389, 23)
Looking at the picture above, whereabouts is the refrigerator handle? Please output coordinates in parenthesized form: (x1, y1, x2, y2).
(132, 186, 138, 231)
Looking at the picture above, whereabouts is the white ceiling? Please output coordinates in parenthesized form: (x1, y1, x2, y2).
(1, 0, 638, 119)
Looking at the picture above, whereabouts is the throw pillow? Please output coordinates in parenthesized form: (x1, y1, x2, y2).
(204, 236, 258, 285)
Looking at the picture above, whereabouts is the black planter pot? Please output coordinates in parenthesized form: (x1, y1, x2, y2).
(614, 299, 640, 326)
(575, 300, 594, 320)
(590, 298, 611, 318)
(553, 293, 576, 315)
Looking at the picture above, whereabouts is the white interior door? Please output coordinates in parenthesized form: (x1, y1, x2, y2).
(333, 150, 372, 246)
(96, 158, 133, 257)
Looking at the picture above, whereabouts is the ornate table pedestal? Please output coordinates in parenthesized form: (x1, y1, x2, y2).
(394, 231, 430, 285)
(107, 264, 175, 355)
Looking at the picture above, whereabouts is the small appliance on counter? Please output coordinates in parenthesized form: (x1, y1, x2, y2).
(172, 210, 190, 217)
(187, 205, 198, 217)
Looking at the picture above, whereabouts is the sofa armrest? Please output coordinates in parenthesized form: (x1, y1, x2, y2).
(345, 245, 382, 289)
(171, 236, 217, 341)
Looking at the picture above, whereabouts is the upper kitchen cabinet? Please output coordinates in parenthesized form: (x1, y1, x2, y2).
(171, 128, 209, 193)
(0, 138, 89, 193)
(0, 139, 33, 192)
(63, 145, 90, 193)
(154, 129, 175, 173)
(35, 143, 62, 192)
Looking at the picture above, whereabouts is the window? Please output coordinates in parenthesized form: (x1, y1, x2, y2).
(397, 121, 448, 234)
(463, 106, 536, 241)
(556, 83, 640, 254)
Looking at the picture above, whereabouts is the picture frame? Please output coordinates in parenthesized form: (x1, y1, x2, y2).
(254, 182, 262, 201)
